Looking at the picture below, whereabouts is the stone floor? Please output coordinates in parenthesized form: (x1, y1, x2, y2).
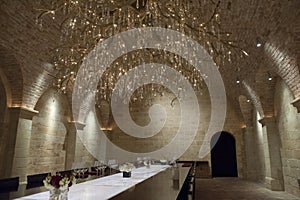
(195, 178, 300, 200)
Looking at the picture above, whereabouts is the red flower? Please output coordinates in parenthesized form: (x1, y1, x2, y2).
(50, 175, 62, 188)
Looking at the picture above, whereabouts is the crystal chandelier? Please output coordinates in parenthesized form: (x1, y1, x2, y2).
(35, 0, 248, 103)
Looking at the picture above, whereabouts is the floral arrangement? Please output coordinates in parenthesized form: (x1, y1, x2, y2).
(43, 173, 76, 191)
(118, 162, 136, 172)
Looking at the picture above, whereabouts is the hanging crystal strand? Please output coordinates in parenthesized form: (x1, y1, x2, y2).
(51, 0, 55, 11)
(228, 50, 232, 62)
(126, 8, 130, 28)
(118, 8, 122, 30)
(136, 0, 139, 9)
(105, 7, 109, 24)
(185, 0, 189, 13)
(112, 13, 116, 34)
(63, 1, 68, 15)
(121, 9, 126, 31)
(201, 0, 205, 17)
(101, 5, 105, 22)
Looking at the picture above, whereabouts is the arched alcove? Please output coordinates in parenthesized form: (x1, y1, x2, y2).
(29, 88, 70, 174)
(211, 131, 238, 177)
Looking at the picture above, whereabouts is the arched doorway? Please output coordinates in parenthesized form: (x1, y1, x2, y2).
(211, 131, 238, 177)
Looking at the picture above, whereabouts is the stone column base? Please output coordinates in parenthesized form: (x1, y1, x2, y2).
(265, 176, 284, 191)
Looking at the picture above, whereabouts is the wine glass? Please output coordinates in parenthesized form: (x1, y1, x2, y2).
(73, 168, 80, 178)
(100, 161, 107, 176)
(108, 159, 118, 175)
(94, 161, 100, 176)
(136, 157, 143, 167)
(82, 168, 88, 178)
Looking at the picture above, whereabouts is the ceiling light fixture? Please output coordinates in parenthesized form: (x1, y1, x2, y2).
(35, 0, 249, 103)
(256, 37, 263, 47)
(268, 72, 272, 81)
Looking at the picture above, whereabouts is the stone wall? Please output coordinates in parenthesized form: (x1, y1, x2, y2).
(73, 133, 97, 168)
(106, 85, 246, 177)
(28, 89, 98, 174)
(242, 78, 300, 196)
(107, 87, 181, 154)
(274, 79, 300, 197)
(28, 89, 69, 174)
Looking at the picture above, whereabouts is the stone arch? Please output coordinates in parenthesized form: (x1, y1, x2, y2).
(210, 131, 238, 177)
(264, 36, 300, 99)
(29, 88, 71, 174)
(33, 88, 71, 125)
(0, 46, 23, 107)
(0, 49, 24, 178)
(293, 17, 300, 73)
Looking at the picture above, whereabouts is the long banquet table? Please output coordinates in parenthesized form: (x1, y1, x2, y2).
(15, 164, 190, 200)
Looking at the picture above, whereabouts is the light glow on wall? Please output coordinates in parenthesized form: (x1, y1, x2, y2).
(243, 81, 264, 117)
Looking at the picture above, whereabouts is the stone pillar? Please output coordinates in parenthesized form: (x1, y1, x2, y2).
(5, 107, 38, 179)
(4, 107, 38, 199)
(7, 107, 38, 198)
(65, 121, 85, 170)
(259, 117, 284, 191)
(242, 126, 258, 180)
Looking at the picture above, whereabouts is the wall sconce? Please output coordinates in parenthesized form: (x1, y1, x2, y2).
(100, 127, 112, 132)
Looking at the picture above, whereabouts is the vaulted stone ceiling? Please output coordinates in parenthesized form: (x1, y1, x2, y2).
(0, 0, 299, 126)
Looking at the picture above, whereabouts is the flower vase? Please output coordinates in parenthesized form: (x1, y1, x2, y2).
(123, 171, 131, 178)
(49, 188, 68, 200)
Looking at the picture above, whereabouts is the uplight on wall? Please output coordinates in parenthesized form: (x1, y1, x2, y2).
(100, 127, 112, 131)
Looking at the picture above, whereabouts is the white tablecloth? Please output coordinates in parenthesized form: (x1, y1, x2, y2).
(15, 165, 170, 200)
